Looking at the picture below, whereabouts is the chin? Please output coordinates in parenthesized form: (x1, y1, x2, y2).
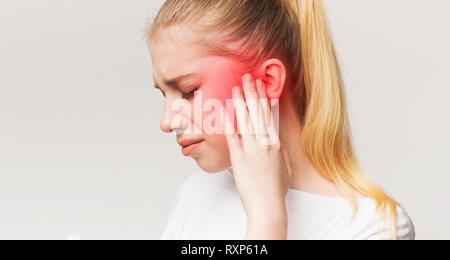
(193, 154, 231, 174)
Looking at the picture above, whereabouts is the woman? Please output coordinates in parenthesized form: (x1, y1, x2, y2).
(147, 0, 415, 240)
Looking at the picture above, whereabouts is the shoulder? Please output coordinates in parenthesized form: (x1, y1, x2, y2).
(356, 199, 415, 240)
(394, 206, 416, 240)
(160, 171, 211, 240)
(164, 171, 207, 214)
(167, 170, 232, 211)
(160, 170, 234, 239)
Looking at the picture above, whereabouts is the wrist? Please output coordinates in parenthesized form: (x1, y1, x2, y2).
(247, 209, 288, 226)
(247, 206, 287, 228)
(246, 200, 287, 220)
(246, 211, 288, 240)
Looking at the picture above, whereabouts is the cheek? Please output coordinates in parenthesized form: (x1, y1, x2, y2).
(202, 77, 235, 105)
(200, 72, 241, 132)
(203, 132, 229, 155)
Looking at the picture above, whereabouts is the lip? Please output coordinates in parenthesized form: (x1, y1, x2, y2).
(178, 138, 204, 156)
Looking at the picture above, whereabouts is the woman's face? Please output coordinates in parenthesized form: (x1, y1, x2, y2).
(150, 26, 243, 173)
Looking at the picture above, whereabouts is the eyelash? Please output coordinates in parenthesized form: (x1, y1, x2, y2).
(182, 87, 199, 99)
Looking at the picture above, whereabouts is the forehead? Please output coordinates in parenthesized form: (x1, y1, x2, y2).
(150, 26, 207, 83)
(150, 25, 243, 86)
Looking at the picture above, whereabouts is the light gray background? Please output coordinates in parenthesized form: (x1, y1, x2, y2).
(0, 0, 448, 240)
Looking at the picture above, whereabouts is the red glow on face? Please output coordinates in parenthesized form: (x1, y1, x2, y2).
(189, 57, 244, 134)
(150, 26, 251, 171)
(150, 27, 249, 135)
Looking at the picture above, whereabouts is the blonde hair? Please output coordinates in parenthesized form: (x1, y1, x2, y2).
(148, 0, 401, 239)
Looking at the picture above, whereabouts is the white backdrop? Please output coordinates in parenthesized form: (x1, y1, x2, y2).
(0, 0, 448, 239)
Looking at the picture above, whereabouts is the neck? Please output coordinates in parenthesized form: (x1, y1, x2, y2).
(277, 89, 342, 196)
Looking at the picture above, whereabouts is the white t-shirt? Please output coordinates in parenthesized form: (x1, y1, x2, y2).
(161, 170, 415, 240)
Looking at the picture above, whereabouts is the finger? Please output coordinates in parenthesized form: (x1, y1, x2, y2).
(255, 78, 268, 99)
(255, 79, 270, 141)
(255, 79, 280, 145)
(257, 80, 279, 143)
(222, 108, 241, 153)
(232, 86, 255, 146)
(266, 107, 280, 145)
(242, 74, 260, 138)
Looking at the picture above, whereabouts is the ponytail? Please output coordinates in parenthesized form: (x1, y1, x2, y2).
(288, 0, 401, 239)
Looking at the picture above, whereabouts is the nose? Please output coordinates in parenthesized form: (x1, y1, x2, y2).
(160, 96, 189, 133)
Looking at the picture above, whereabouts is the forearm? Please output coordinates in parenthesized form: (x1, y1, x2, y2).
(245, 208, 288, 240)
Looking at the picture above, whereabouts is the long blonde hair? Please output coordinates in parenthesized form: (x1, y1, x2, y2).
(148, 0, 401, 239)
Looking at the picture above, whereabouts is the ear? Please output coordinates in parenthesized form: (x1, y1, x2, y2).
(255, 58, 286, 107)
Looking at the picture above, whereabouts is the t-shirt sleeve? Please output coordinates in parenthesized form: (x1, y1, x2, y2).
(365, 206, 415, 240)
(160, 180, 186, 240)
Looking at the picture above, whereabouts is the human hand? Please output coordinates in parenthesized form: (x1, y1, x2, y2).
(223, 73, 292, 240)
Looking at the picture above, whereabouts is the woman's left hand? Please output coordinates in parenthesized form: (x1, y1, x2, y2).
(223, 73, 292, 240)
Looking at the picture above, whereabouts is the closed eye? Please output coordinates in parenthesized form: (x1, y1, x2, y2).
(182, 87, 199, 99)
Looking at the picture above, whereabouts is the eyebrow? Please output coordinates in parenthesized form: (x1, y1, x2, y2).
(154, 73, 197, 89)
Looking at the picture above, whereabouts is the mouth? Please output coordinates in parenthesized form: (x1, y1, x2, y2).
(178, 138, 204, 156)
